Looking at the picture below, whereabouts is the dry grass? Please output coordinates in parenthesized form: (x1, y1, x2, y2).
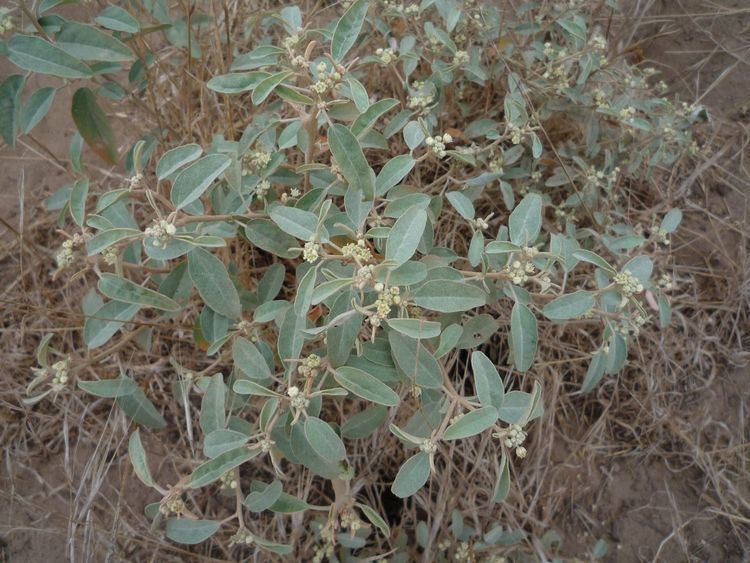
(1, 0, 749, 561)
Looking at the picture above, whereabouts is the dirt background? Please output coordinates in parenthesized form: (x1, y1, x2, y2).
(0, 1, 748, 561)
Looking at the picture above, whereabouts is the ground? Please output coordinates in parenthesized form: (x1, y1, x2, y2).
(0, 1, 748, 561)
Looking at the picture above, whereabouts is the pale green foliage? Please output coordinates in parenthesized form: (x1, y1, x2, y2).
(4, 0, 693, 558)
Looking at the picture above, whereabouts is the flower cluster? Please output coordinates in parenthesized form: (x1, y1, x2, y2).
(55, 233, 85, 270)
(128, 173, 145, 190)
(255, 179, 271, 198)
(298, 354, 321, 378)
(508, 123, 525, 145)
(614, 270, 644, 297)
(499, 424, 527, 458)
(340, 509, 363, 533)
(657, 273, 674, 291)
(50, 358, 71, 392)
(229, 529, 254, 547)
(375, 47, 396, 65)
(159, 495, 185, 516)
(0, 8, 13, 33)
(311, 61, 342, 95)
(452, 50, 469, 66)
(380, 0, 418, 14)
(504, 247, 539, 285)
(341, 239, 372, 262)
(419, 438, 437, 454)
(56, 239, 76, 269)
(369, 284, 402, 326)
(144, 219, 176, 248)
(425, 133, 452, 157)
(471, 217, 489, 231)
(652, 227, 671, 245)
(354, 264, 375, 289)
(287, 385, 309, 411)
(219, 469, 238, 490)
(407, 82, 436, 113)
(241, 149, 272, 175)
(303, 241, 320, 263)
(282, 33, 300, 51)
(102, 246, 119, 266)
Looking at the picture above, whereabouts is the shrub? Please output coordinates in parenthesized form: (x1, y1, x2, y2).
(2, 0, 696, 558)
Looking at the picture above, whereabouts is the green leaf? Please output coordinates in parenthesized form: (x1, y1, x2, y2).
(72, 87, 118, 164)
(497, 390, 533, 424)
(20, 86, 55, 135)
(328, 123, 375, 200)
(311, 278, 352, 305)
(165, 519, 220, 545)
(391, 451, 430, 498)
(334, 366, 400, 406)
(347, 78, 369, 112)
(304, 416, 347, 461)
(509, 193, 542, 245)
(7, 35, 93, 79)
(621, 257, 652, 285)
(70, 178, 89, 227)
(581, 350, 606, 393)
(87, 228, 141, 256)
(446, 191, 475, 221)
(658, 295, 672, 328)
(471, 351, 504, 409)
(232, 379, 279, 397)
(341, 406, 388, 438)
(491, 452, 510, 503)
(128, 429, 155, 487)
(386, 318, 441, 340)
(188, 247, 241, 319)
(116, 386, 167, 429)
(403, 121, 425, 149)
(57, 22, 135, 61)
(245, 480, 283, 512)
(204, 429, 250, 459)
(485, 241, 522, 254)
(275, 84, 314, 105)
(388, 331, 442, 389)
(375, 154, 415, 196)
(660, 208, 682, 233)
(233, 337, 272, 379)
(95, 6, 140, 34)
(252, 70, 294, 105)
(294, 265, 317, 316)
(435, 324, 463, 358)
(84, 300, 140, 348)
(190, 447, 256, 488)
(572, 249, 616, 274)
(200, 373, 226, 434)
(412, 280, 487, 313)
(269, 205, 318, 241)
(542, 291, 595, 320)
(207, 71, 268, 94)
(351, 98, 399, 138)
(98, 273, 181, 312)
(510, 303, 537, 371)
(331, 0, 369, 62)
(78, 375, 137, 398)
(356, 502, 391, 537)
(245, 219, 300, 259)
(443, 406, 498, 440)
(156, 144, 202, 180)
(170, 154, 231, 209)
(386, 207, 427, 266)
(0, 75, 24, 147)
